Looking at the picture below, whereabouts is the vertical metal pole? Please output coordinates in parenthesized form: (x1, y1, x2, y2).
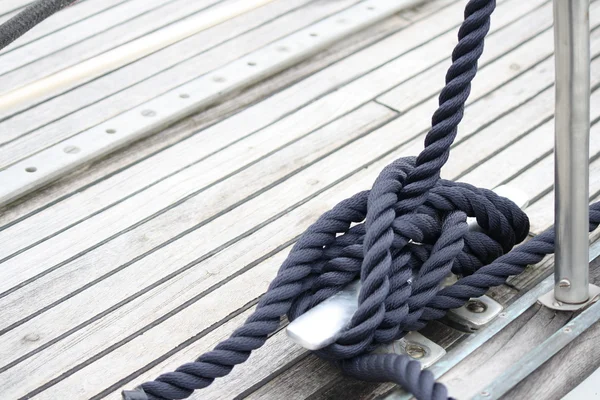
(553, 0, 591, 304)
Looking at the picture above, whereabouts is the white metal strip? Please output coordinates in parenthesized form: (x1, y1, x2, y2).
(0, 0, 277, 109)
(0, 0, 422, 207)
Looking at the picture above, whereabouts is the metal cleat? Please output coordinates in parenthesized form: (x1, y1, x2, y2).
(286, 186, 529, 357)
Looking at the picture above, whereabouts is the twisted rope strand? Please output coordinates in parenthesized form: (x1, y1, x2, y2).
(122, 0, 599, 399)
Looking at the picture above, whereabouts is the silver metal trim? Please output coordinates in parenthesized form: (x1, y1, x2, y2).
(552, 0, 591, 304)
(374, 332, 446, 368)
(538, 283, 600, 311)
(473, 286, 600, 400)
(379, 241, 600, 400)
(0, 0, 423, 207)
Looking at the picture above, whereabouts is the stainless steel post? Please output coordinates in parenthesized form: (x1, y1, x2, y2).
(553, 0, 591, 304)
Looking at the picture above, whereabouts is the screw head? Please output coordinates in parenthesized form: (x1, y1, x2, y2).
(480, 390, 490, 397)
(466, 299, 487, 313)
(558, 279, 571, 288)
(405, 343, 426, 359)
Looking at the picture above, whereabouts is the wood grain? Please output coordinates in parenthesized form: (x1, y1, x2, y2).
(13, 41, 579, 400)
(0, 0, 221, 94)
(3, 0, 600, 399)
(0, 0, 426, 227)
(0, 0, 553, 285)
(0, 0, 355, 164)
(0, 0, 128, 52)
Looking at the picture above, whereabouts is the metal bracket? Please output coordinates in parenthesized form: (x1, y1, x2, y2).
(538, 284, 600, 311)
(373, 332, 446, 368)
(445, 295, 504, 332)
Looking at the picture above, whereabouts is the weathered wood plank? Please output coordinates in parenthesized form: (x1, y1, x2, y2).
(376, 0, 554, 112)
(0, 12, 566, 352)
(0, 0, 319, 125)
(522, 158, 600, 235)
(437, 256, 600, 400)
(106, 313, 308, 400)
(0, 102, 395, 328)
(0, 103, 396, 398)
(0, 0, 552, 285)
(10, 41, 588, 400)
(0, 0, 33, 17)
(0, 0, 439, 168)
(0, 0, 357, 164)
(457, 88, 600, 191)
(0, 0, 220, 94)
(501, 259, 600, 400)
(0, 0, 131, 55)
(0, 45, 570, 394)
(504, 320, 600, 400)
(0, 0, 427, 228)
(440, 304, 572, 399)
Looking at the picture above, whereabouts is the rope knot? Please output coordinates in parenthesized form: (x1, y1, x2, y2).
(284, 155, 529, 361)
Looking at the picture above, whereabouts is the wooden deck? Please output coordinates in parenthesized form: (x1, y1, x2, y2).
(1, 0, 600, 399)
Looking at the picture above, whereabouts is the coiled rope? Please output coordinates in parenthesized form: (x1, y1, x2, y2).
(121, 0, 600, 398)
(0, 0, 577, 398)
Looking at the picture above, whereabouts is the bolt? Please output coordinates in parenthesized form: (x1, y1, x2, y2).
(559, 279, 571, 288)
(466, 299, 487, 313)
(553, 300, 563, 307)
(480, 390, 490, 397)
(564, 327, 572, 333)
(405, 343, 426, 359)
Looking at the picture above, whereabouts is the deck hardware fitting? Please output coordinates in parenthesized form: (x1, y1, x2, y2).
(538, 0, 600, 310)
(537, 283, 600, 311)
(378, 241, 600, 400)
(473, 287, 600, 400)
(287, 186, 528, 350)
(445, 295, 504, 332)
(374, 332, 446, 368)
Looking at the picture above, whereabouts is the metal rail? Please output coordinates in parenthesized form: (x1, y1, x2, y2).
(553, 0, 591, 304)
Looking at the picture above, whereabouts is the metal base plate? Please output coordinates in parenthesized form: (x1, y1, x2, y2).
(373, 332, 446, 368)
(445, 295, 503, 332)
(538, 284, 600, 311)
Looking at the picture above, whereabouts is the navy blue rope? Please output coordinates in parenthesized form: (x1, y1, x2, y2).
(122, 0, 600, 399)
(0, 0, 79, 51)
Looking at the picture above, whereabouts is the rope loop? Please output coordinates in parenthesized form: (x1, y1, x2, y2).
(121, 0, 600, 399)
